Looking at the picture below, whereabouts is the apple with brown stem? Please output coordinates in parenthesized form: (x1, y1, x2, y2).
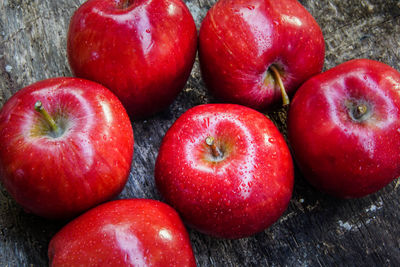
(155, 104, 294, 239)
(0, 77, 134, 219)
(199, 0, 325, 110)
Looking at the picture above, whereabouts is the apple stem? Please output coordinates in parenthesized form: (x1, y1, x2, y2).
(270, 65, 290, 107)
(34, 101, 59, 133)
(354, 104, 368, 119)
(205, 136, 222, 158)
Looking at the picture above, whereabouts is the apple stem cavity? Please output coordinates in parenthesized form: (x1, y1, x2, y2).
(34, 101, 59, 133)
(115, 0, 134, 9)
(269, 65, 290, 107)
(205, 136, 222, 158)
(347, 101, 370, 122)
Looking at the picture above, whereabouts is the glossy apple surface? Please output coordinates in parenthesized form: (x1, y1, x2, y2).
(48, 199, 196, 266)
(155, 104, 293, 239)
(68, 0, 197, 119)
(199, 0, 325, 110)
(288, 59, 400, 198)
(0, 77, 134, 219)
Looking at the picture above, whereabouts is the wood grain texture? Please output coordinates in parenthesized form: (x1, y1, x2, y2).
(1, 0, 400, 266)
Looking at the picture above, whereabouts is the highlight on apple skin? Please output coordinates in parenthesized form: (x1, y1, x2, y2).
(0, 77, 134, 219)
(288, 59, 400, 198)
(155, 104, 294, 239)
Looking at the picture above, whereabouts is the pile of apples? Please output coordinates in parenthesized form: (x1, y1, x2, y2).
(1, 0, 400, 265)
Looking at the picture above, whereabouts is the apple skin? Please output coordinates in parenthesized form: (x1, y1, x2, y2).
(48, 199, 196, 267)
(155, 104, 294, 239)
(67, 0, 197, 119)
(199, 0, 325, 110)
(0, 77, 134, 219)
(288, 59, 400, 198)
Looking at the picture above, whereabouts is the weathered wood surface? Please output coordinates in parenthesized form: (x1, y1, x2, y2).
(1, 0, 400, 266)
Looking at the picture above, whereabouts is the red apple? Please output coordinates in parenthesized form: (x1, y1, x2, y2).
(0, 77, 134, 219)
(67, 0, 197, 119)
(48, 199, 196, 266)
(155, 104, 293, 239)
(288, 59, 400, 198)
(199, 0, 325, 110)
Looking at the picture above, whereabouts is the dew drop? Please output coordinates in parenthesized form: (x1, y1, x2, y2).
(5, 65, 12, 73)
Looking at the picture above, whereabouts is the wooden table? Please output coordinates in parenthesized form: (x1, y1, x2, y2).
(1, 0, 400, 265)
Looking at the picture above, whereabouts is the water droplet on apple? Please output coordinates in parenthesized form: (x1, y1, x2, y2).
(91, 51, 100, 60)
(268, 137, 276, 143)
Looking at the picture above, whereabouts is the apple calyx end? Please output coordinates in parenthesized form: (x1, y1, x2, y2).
(354, 104, 368, 119)
(34, 100, 59, 134)
(205, 136, 223, 159)
(269, 65, 290, 107)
